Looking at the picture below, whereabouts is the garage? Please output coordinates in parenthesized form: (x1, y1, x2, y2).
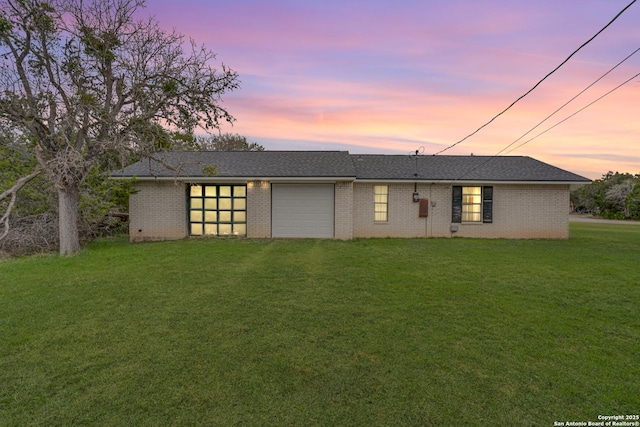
(272, 183, 335, 238)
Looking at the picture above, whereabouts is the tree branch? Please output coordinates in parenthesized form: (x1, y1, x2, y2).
(0, 168, 42, 241)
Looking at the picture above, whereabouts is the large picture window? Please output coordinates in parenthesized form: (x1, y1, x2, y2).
(189, 184, 247, 236)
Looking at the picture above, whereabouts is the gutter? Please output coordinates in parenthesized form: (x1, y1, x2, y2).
(112, 175, 590, 185)
(111, 176, 358, 183)
(353, 179, 591, 185)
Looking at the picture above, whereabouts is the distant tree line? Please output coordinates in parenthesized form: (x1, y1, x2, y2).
(196, 133, 264, 152)
(571, 172, 640, 220)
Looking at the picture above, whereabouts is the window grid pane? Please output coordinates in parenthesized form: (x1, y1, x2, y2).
(219, 186, 231, 197)
(462, 212, 481, 222)
(375, 212, 388, 222)
(204, 199, 217, 210)
(234, 199, 246, 210)
(190, 185, 202, 197)
(219, 199, 232, 210)
(204, 211, 217, 222)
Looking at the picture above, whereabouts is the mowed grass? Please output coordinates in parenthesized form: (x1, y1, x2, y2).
(1, 223, 639, 426)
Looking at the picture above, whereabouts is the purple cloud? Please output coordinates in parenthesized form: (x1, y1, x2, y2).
(143, 0, 640, 179)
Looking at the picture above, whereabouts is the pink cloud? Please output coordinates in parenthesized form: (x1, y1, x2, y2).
(143, 0, 639, 180)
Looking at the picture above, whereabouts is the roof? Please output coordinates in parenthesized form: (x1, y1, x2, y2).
(112, 151, 591, 183)
(112, 151, 357, 179)
(351, 154, 591, 182)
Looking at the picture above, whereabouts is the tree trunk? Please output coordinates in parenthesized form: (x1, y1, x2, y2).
(58, 186, 81, 256)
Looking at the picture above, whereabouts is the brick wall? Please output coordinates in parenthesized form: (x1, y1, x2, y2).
(423, 184, 454, 238)
(352, 183, 452, 238)
(334, 181, 354, 239)
(447, 184, 570, 239)
(129, 181, 187, 242)
(130, 180, 571, 242)
(353, 182, 571, 239)
(247, 180, 271, 238)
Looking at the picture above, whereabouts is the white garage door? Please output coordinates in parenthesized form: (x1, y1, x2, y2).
(272, 184, 335, 238)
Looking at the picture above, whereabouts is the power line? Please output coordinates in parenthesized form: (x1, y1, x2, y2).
(495, 46, 640, 156)
(433, 0, 637, 156)
(504, 70, 640, 154)
(454, 69, 640, 180)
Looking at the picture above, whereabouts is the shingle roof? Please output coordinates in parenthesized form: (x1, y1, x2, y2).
(112, 151, 357, 178)
(112, 151, 590, 183)
(351, 154, 591, 182)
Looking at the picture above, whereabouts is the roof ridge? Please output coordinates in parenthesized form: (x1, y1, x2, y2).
(112, 151, 589, 182)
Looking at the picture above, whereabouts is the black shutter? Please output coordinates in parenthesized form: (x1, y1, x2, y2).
(452, 186, 462, 223)
(483, 186, 493, 223)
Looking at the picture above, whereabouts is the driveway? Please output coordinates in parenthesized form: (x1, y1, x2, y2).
(569, 214, 640, 225)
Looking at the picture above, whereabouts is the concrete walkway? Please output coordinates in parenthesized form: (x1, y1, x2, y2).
(569, 214, 640, 225)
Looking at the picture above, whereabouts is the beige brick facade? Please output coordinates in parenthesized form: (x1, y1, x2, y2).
(334, 181, 354, 239)
(353, 182, 452, 238)
(130, 180, 571, 241)
(247, 180, 271, 238)
(352, 182, 570, 239)
(129, 181, 187, 242)
(460, 184, 570, 239)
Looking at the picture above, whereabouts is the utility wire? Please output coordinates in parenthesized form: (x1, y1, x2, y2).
(495, 46, 640, 156)
(433, 0, 637, 156)
(504, 70, 640, 154)
(454, 69, 640, 180)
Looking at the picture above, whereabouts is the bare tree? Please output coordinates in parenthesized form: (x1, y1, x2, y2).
(0, 0, 239, 255)
(0, 169, 42, 241)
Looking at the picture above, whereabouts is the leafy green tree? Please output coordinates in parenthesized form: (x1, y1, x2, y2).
(197, 133, 265, 151)
(571, 171, 640, 219)
(605, 180, 634, 219)
(0, 0, 239, 255)
(78, 165, 134, 238)
(626, 180, 640, 220)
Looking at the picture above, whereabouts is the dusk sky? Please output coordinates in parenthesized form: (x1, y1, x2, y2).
(146, 0, 639, 179)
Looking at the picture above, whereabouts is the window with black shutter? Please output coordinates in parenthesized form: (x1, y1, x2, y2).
(482, 186, 493, 223)
(452, 186, 462, 223)
(452, 186, 494, 223)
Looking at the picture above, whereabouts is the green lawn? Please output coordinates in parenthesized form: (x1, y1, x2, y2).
(1, 223, 639, 426)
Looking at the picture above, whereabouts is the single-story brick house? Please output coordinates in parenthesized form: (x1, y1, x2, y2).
(111, 151, 590, 241)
